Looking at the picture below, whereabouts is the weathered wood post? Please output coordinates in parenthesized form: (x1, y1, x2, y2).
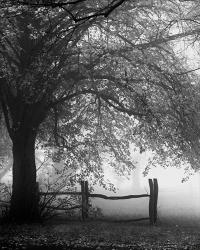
(148, 179, 154, 225)
(85, 181, 89, 219)
(35, 182, 40, 217)
(81, 181, 89, 220)
(81, 181, 86, 220)
(153, 178, 158, 224)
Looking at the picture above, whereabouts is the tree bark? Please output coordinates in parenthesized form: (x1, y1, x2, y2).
(9, 126, 40, 222)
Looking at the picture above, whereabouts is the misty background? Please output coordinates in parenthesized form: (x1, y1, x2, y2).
(1, 145, 199, 223)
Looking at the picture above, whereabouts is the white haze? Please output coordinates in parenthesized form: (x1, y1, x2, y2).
(91, 149, 200, 224)
(1, 144, 200, 224)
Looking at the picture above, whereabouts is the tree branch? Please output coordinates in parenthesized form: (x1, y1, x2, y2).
(50, 88, 147, 118)
(4, 0, 129, 21)
(99, 23, 200, 50)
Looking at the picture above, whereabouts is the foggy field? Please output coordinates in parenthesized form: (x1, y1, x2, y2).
(1, 166, 200, 249)
(1, 218, 200, 249)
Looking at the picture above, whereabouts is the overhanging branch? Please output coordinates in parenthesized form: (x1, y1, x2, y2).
(50, 88, 147, 118)
(5, 0, 129, 21)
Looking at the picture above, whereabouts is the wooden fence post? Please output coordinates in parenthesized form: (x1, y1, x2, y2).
(153, 178, 158, 224)
(85, 181, 89, 219)
(34, 182, 40, 218)
(36, 182, 40, 208)
(81, 181, 89, 220)
(148, 179, 154, 225)
(81, 181, 85, 220)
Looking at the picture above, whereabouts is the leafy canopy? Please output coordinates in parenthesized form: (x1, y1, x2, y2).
(1, 0, 200, 184)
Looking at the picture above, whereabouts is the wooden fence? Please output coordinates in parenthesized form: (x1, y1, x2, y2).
(39, 178, 158, 225)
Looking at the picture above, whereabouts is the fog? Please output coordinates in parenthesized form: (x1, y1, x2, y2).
(1, 148, 200, 224)
(92, 151, 200, 224)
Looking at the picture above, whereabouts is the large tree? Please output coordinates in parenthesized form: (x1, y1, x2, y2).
(0, 0, 200, 222)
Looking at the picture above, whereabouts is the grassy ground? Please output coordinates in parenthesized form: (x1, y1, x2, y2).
(0, 216, 200, 249)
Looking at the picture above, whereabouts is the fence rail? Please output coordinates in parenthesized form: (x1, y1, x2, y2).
(39, 178, 158, 225)
(39, 191, 82, 196)
(89, 193, 150, 200)
(45, 205, 82, 211)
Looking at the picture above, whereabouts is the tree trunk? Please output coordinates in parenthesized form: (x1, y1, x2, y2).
(10, 127, 40, 222)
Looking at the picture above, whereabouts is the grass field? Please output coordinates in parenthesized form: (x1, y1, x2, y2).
(0, 215, 200, 249)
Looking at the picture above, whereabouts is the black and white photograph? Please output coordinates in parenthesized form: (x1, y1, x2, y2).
(1, 0, 200, 249)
